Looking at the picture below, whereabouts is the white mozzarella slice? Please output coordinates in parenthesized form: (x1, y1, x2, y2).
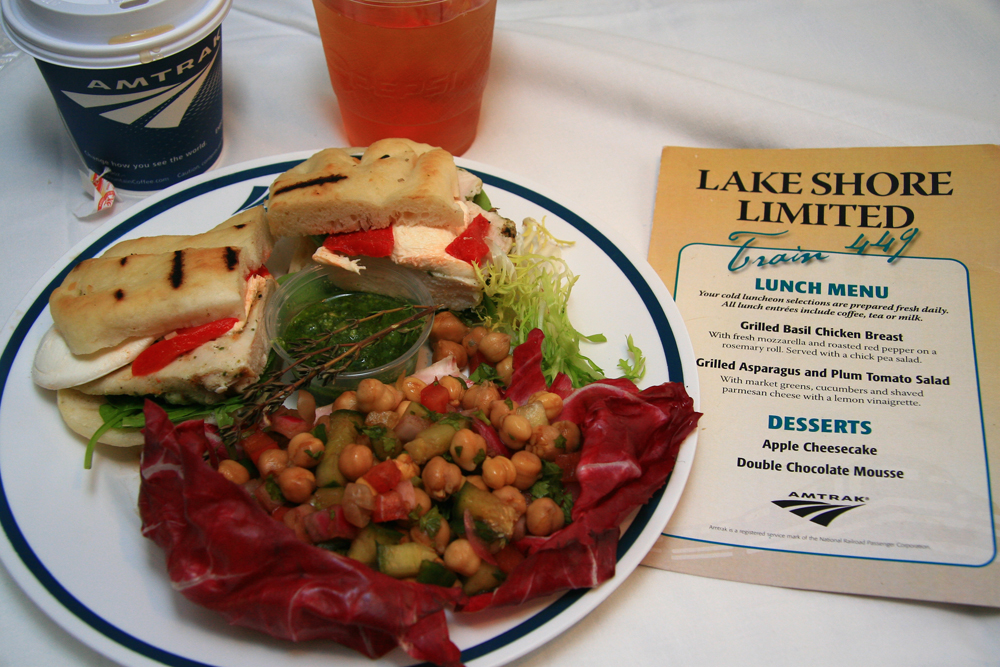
(32, 325, 154, 390)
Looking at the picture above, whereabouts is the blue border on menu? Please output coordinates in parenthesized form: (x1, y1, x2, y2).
(0, 160, 685, 667)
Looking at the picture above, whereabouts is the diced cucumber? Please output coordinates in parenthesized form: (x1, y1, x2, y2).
(416, 560, 458, 588)
(462, 562, 505, 596)
(376, 542, 438, 579)
(315, 410, 363, 488)
(453, 480, 517, 541)
(404, 422, 458, 465)
(347, 524, 404, 567)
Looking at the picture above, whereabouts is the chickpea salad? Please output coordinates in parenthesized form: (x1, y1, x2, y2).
(215, 315, 582, 593)
(139, 322, 700, 667)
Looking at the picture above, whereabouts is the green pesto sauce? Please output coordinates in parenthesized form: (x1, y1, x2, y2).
(282, 292, 421, 372)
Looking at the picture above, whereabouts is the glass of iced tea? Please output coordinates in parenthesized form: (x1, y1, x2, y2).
(312, 0, 497, 156)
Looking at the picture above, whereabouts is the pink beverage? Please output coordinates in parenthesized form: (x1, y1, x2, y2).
(312, 0, 496, 156)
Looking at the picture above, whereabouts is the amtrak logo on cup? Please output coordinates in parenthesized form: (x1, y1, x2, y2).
(35, 27, 225, 191)
(61, 50, 219, 130)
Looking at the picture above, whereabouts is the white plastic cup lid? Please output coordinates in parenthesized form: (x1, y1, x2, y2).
(1, 0, 232, 69)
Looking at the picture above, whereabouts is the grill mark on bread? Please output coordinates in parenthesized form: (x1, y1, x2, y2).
(170, 250, 184, 288)
(119, 257, 128, 267)
(114, 289, 125, 301)
(225, 247, 239, 271)
(273, 173, 348, 195)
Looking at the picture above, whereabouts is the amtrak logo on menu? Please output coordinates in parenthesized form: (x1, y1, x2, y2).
(60, 47, 219, 129)
(772, 492, 866, 526)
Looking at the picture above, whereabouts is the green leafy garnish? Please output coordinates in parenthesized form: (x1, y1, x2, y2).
(474, 218, 605, 387)
(529, 460, 574, 525)
(85, 395, 245, 469)
(617, 334, 647, 382)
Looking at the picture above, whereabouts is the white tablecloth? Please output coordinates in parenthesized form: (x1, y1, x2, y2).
(2, 1, 998, 665)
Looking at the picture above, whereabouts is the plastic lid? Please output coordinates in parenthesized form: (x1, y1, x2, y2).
(0, 0, 232, 69)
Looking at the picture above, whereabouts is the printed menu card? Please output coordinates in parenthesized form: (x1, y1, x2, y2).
(643, 145, 999, 607)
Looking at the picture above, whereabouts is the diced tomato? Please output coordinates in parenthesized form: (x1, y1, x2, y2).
(131, 317, 239, 376)
(363, 459, 403, 494)
(271, 506, 291, 522)
(304, 505, 359, 542)
(419, 382, 451, 414)
(252, 481, 285, 514)
(322, 226, 394, 257)
(247, 266, 272, 279)
(241, 431, 279, 466)
(445, 214, 491, 265)
(269, 408, 311, 440)
(372, 491, 411, 523)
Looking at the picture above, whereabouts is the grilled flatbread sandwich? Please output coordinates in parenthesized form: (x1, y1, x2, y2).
(266, 138, 516, 310)
(33, 206, 276, 446)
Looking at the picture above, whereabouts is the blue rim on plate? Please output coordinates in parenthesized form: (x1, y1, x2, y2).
(0, 157, 687, 667)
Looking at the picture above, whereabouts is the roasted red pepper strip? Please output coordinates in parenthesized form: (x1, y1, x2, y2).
(131, 317, 239, 376)
(322, 226, 395, 257)
(445, 214, 491, 265)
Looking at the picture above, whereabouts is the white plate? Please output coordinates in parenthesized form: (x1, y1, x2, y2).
(0, 153, 700, 667)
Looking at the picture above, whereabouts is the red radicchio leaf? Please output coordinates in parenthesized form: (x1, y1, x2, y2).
(138, 401, 463, 667)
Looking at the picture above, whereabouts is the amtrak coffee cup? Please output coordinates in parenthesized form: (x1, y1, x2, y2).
(1, 0, 232, 192)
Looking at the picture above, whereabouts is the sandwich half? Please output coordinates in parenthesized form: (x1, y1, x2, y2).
(266, 139, 516, 310)
(34, 206, 276, 446)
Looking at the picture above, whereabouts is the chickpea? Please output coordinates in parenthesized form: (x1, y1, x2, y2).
(492, 485, 528, 517)
(394, 452, 421, 480)
(488, 398, 518, 430)
(278, 466, 317, 504)
(433, 339, 468, 369)
(296, 390, 317, 427)
(287, 432, 325, 468)
(462, 382, 500, 413)
(526, 497, 565, 536)
(332, 390, 358, 411)
(398, 375, 427, 403)
(411, 516, 451, 554)
(528, 391, 564, 421)
(478, 331, 511, 364)
(218, 459, 250, 485)
(411, 486, 432, 517)
(450, 428, 487, 471)
(499, 414, 532, 450)
(465, 475, 488, 492)
(357, 378, 402, 413)
(462, 326, 488, 357)
(394, 399, 413, 417)
(339, 443, 374, 481)
(421, 456, 464, 501)
(438, 375, 467, 406)
(431, 311, 469, 343)
(527, 424, 562, 462)
(444, 539, 482, 577)
(257, 448, 289, 478)
(553, 420, 582, 453)
(496, 355, 514, 385)
(482, 456, 517, 490)
(511, 450, 542, 490)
